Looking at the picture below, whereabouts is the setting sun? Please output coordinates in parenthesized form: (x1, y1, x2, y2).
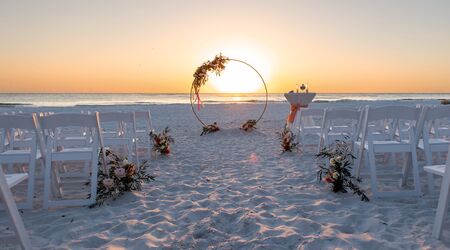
(208, 61, 265, 93)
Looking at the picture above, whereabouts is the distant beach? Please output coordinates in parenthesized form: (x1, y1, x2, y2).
(0, 93, 450, 107)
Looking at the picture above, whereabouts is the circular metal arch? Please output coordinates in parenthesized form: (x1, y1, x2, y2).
(190, 58, 268, 127)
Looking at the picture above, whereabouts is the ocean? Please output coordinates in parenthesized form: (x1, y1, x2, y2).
(0, 93, 449, 107)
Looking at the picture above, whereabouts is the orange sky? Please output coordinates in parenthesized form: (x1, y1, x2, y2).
(1, 1, 449, 93)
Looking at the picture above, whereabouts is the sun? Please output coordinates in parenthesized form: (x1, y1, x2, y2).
(208, 61, 263, 93)
(203, 47, 271, 93)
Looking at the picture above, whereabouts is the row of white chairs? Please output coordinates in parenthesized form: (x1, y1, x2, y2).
(296, 105, 450, 197)
(0, 110, 153, 248)
(0, 110, 153, 209)
(296, 105, 450, 239)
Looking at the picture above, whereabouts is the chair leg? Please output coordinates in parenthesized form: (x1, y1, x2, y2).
(425, 149, 435, 194)
(0, 177, 32, 249)
(432, 172, 450, 239)
(354, 145, 364, 178)
(43, 157, 52, 209)
(368, 148, 379, 197)
(400, 154, 411, 187)
(83, 160, 90, 176)
(89, 154, 98, 205)
(7, 163, 13, 173)
(25, 158, 36, 210)
(410, 148, 421, 196)
(51, 163, 64, 198)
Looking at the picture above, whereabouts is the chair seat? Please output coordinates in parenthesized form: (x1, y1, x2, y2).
(53, 147, 94, 154)
(418, 138, 450, 149)
(0, 149, 41, 163)
(424, 164, 446, 177)
(61, 136, 88, 141)
(1, 149, 31, 155)
(5, 173, 28, 188)
(102, 131, 120, 137)
(330, 125, 354, 132)
(104, 137, 132, 145)
(355, 140, 412, 152)
(302, 126, 321, 131)
(51, 147, 96, 161)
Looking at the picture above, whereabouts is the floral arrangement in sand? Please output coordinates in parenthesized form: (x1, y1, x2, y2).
(90, 149, 155, 207)
(201, 122, 220, 136)
(241, 119, 257, 132)
(316, 140, 369, 202)
(149, 126, 174, 155)
(280, 126, 298, 152)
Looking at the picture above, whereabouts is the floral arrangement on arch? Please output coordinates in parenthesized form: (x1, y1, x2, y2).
(192, 54, 229, 106)
(316, 140, 369, 202)
(149, 126, 174, 154)
(90, 149, 155, 207)
(280, 126, 298, 152)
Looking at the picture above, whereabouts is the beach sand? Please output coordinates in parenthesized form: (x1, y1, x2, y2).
(1, 101, 450, 249)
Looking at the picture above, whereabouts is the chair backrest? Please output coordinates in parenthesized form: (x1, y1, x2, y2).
(0, 114, 40, 152)
(297, 108, 324, 130)
(40, 113, 100, 129)
(366, 105, 420, 122)
(415, 105, 450, 143)
(299, 108, 324, 117)
(321, 108, 362, 141)
(99, 112, 136, 137)
(323, 108, 361, 121)
(100, 112, 135, 123)
(0, 114, 39, 130)
(39, 112, 106, 165)
(134, 110, 152, 130)
(361, 105, 421, 142)
(423, 105, 450, 121)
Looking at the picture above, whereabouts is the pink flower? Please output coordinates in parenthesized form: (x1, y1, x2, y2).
(323, 175, 334, 183)
(102, 178, 114, 189)
(114, 168, 126, 178)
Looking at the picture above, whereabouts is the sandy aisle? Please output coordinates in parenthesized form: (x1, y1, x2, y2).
(1, 101, 449, 249)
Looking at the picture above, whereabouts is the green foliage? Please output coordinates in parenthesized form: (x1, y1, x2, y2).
(241, 119, 257, 132)
(89, 149, 155, 207)
(150, 126, 174, 154)
(280, 126, 298, 153)
(201, 122, 220, 136)
(316, 140, 369, 202)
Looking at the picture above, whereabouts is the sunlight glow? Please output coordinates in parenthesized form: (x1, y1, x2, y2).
(201, 44, 272, 93)
(209, 61, 263, 93)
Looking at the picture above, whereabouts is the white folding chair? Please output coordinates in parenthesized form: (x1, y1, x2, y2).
(134, 110, 153, 162)
(294, 108, 324, 149)
(0, 114, 40, 209)
(355, 105, 421, 198)
(318, 107, 362, 151)
(0, 168, 32, 249)
(39, 113, 104, 209)
(417, 105, 450, 193)
(424, 144, 450, 239)
(100, 112, 138, 163)
(39, 112, 92, 178)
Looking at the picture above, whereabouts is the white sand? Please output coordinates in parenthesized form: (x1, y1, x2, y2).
(1, 100, 450, 249)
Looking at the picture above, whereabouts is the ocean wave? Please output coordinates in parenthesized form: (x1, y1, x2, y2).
(0, 102, 30, 107)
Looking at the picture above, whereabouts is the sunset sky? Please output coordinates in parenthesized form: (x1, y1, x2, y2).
(1, 1, 449, 93)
